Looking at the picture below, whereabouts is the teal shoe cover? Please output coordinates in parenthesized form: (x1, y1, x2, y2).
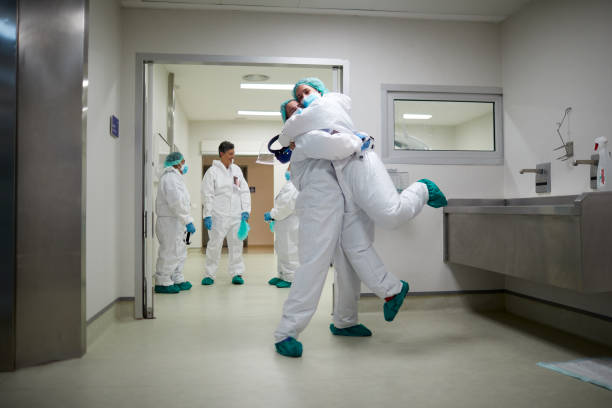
(329, 323, 372, 337)
(154, 284, 180, 294)
(418, 179, 448, 208)
(232, 275, 244, 285)
(276, 280, 292, 288)
(275, 337, 302, 357)
(268, 277, 281, 285)
(383, 281, 410, 322)
(201, 277, 214, 285)
(176, 281, 192, 291)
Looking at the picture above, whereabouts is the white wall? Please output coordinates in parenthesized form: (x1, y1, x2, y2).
(86, 0, 122, 320)
(455, 113, 494, 151)
(185, 120, 288, 248)
(119, 9, 505, 296)
(502, 0, 612, 316)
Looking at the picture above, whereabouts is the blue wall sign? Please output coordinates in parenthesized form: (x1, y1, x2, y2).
(110, 115, 119, 138)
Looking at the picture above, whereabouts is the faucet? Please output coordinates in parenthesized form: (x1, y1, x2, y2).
(572, 159, 598, 166)
(520, 168, 544, 174)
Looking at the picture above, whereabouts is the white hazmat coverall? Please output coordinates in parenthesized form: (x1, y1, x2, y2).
(155, 166, 194, 286)
(270, 180, 300, 282)
(274, 130, 363, 342)
(280, 93, 429, 326)
(201, 160, 251, 278)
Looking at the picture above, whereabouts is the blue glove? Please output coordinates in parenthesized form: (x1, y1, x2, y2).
(241, 212, 250, 221)
(356, 132, 371, 152)
(264, 212, 272, 222)
(418, 179, 448, 208)
(204, 216, 212, 230)
(186, 222, 196, 234)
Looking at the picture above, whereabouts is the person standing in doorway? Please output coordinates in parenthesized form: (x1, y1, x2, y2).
(201, 141, 251, 285)
(155, 152, 195, 294)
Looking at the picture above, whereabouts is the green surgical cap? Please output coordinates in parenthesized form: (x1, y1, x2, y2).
(280, 99, 295, 123)
(164, 151, 184, 167)
(293, 77, 328, 100)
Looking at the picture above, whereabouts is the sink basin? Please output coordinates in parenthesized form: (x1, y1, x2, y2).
(443, 192, 612, 292)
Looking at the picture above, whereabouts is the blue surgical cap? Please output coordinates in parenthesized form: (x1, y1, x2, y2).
(293, 77, 328, 100)
(164, 151, 184, 167)
(280, 98, 295, 123)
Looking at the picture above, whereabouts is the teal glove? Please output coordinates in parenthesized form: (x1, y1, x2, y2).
(204, 217, 212, 230)
(418, 179, 448, 208)
(241, 212, 250, 221)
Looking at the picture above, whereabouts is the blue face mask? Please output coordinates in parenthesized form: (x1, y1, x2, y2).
(302, 93, 319, 108)
(181, 164, 189, 175)
(285, 171, 291, 181)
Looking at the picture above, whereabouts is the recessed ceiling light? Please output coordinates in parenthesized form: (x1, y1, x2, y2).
(403, 114, 432, 120)
(240, 83, 293, 90)
(82, 79, 88, 87)
(242, 74, 270, 82)
(237, 110, 280, 117)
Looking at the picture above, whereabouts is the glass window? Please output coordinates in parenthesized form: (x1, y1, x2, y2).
(382, 86, 503, 165)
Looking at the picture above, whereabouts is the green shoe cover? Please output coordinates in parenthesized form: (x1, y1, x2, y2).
(155, 284, 180, 294)
(276, 280, 292, 288)
(232, 275, 244, 285)
(383, 281, 410, 322)
(201, 277, 214, 285)
(329, 323, 372, 337)
(268, 277, 281, 285)
(275, 337, 302, 357)
(176, 281, 192, 291)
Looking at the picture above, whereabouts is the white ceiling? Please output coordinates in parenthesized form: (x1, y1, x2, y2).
(124, 0, 532, 22)
(394, 100, 492, 126)
(164, 64, 334, 121)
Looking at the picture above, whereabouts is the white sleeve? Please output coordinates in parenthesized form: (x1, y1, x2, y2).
(163, 174, 194, 225)
(238, 169, 251, 214)
(296, 130, 362, 161)
(269, 183, 298, 221)
(278, 93, 354, 146)
(200, 170, 215, 218)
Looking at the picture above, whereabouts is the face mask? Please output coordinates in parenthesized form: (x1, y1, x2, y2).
(285, 171, 291, 181)
(302, 93, 320, 108)
(295, 108, 303, 115)
(181, 164, 189, 175)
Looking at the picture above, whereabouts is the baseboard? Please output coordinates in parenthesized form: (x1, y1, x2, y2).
(86, 297, 135, 349)
(358, 290, 506, 313)
(505, 292, 612, 348)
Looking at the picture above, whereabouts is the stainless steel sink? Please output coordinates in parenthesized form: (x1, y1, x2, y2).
(443, 192, 612, 292)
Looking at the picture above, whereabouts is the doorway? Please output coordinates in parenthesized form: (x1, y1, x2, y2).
(137, 55, 347, 319)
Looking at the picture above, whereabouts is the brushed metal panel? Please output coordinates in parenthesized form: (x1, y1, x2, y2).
(0, 0, 18, 372)
(581, 192, 612, 291)
(16, 0, 87, 368)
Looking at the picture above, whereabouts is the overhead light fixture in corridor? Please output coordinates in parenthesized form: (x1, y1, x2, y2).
(240, 83, 293, 90)
(237, 110, 281, 116)
(403, 113, 432, 120)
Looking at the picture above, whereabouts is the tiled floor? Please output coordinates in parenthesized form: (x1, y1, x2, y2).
(0, 250, 610, 407)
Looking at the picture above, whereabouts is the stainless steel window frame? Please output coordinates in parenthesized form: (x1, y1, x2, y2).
(134, 54, 349, 319)
(381, 84, 504, 165)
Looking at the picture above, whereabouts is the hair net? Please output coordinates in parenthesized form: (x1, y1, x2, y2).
(293, 77, 328, 100)
(164, 151, 184, 167)
(280, 98, 295, 123)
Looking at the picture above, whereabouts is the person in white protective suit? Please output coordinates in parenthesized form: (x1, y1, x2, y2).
(264, 169, 299, 289)
(154, 152, 195, 294)
(201, 141, 251, 286)
(274, 81, 447, 357)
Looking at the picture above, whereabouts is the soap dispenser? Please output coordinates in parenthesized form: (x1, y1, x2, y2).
(594, 136, 612, 191)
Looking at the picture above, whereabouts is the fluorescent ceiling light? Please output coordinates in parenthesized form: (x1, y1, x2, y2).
(237, 110, 280, 116)
(82, 107, 88, 112)
(83, 79, 88, 87)
(403, 113, 432, 120)
(240, 83, 293, 90)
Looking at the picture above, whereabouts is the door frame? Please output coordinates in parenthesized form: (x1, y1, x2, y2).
(134, 53, 349, 319)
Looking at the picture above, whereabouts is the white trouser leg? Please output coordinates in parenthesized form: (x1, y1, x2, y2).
(275, 216, 299, 282)
(332, 245, 361, 329)
(274, 197, 343, 342)
(171, 232, 187, 284)
(155, 217, 183, 286)
(204, 214, 229, 279)
(226, 218, 245, 277)
(341, 208, 402, 299)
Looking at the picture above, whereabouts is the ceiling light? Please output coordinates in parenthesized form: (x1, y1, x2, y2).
(82, 107, 88, 112)
(242, 74, 270, 82)
(403, 113, 432, 120)
(240, 83, 293, 90)
(82, 79, 88, 87)
(237, 110, 280, 117)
